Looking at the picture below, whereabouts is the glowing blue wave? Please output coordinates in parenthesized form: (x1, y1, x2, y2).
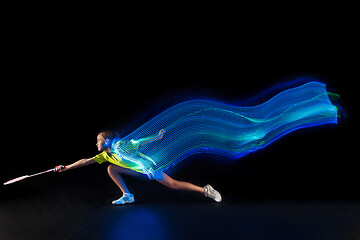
(111, 81, 339, 179)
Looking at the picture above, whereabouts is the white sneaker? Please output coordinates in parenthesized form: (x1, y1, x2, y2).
(204, 184, 222, 202)
(112, 193, 135, 205)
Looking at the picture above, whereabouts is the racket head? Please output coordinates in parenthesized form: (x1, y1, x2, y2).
(3, 176, 29, 185)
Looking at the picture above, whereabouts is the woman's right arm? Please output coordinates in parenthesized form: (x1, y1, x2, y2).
(55, 158, 95, 172)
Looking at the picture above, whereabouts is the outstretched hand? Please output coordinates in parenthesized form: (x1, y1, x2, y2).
(158, 129, 166, 139)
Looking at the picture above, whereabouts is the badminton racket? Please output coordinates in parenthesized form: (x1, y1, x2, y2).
(3, 166, 65, 185)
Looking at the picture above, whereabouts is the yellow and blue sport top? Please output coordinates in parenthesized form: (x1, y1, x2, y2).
(93, 138, 156, 174)
(93, 151, 144, 174)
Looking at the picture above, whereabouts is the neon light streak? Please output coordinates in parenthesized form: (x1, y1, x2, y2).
(110, 81, 340, 179)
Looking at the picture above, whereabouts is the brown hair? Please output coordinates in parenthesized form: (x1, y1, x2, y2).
(98, 130, 116, 140)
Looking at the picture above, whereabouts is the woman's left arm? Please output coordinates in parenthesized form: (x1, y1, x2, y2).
(138, 129, 165, 146)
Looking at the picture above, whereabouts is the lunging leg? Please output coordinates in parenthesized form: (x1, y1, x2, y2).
(155, 172, 205, 194)
(107, 164, 136, 205)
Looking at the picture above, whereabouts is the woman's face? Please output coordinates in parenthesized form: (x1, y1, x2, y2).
(96, 135, 106, 151)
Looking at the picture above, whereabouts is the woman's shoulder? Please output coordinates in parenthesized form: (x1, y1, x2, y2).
(95, 151, 112, 159)
(93, 151, 109, 164)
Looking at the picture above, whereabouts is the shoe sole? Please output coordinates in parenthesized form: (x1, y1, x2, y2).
(112, 200, 135, 205)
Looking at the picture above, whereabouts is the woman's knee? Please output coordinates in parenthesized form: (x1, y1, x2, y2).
(169, 180, 180, 190)
(107, 164, 119, 175)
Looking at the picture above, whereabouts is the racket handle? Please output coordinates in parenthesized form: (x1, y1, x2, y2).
(52, 165, 66, 172)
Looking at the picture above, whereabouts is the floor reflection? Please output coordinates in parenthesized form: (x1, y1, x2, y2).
(107, 206, 169, 240)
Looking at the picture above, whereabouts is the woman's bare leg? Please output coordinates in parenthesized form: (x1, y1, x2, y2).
(108, 165, 205, 195)
(155, 172, 205, 194)
(107, 164, 131, 194)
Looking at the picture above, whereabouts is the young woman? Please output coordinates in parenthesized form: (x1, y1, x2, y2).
(55, 81, 340, 205)
(55, 130, 222, 205)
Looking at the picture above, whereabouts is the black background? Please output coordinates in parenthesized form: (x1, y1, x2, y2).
(1, 11, 359, 239)
(1, 15, 357, 203)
